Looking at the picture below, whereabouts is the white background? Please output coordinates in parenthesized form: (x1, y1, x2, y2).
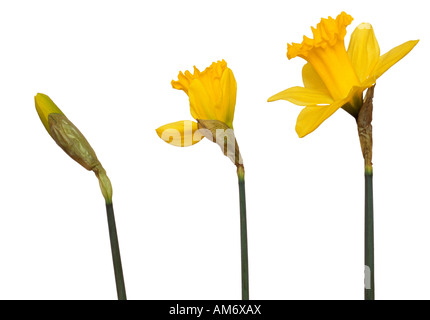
(0, 0, 428, 300)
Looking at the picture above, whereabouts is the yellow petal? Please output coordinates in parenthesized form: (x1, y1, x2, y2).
(347, 23, 380, 83)
(268, 86, 333, 106)
(188, 79, 216, 120)
(34, 93, 64, 134)
(295, 104, 342, 138)
(370, 40, 419, 81)
(302, 63, 330, 95)
(295, 91, 360, 138)
(155, 120, 202, 147)
(218, 68, 237, 128)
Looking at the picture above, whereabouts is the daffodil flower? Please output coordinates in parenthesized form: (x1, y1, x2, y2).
(268, 12, 418, 300)
(156, 60, 249, 299)
(156, 59, 238, 151)
(268, 11, 419, 138)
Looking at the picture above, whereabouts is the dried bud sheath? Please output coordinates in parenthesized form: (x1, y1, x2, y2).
(48, 113, 100, 171)
(196, 119, 243, 167)
(357, 85, 375, 174)
(48, 113, 112, 204)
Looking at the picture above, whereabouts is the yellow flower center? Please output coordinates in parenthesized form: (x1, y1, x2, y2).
(287, 12, 360, 101)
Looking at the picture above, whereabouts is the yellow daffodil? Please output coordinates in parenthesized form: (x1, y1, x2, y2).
(156, 59, 237, 147)
(156, 60, 249, 299)
(268, 11, 419, 137)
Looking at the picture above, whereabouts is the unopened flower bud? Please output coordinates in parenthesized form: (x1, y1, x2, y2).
(35, 93, 113, 203)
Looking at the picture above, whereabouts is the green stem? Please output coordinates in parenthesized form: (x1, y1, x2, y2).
(364, 168, 374, 300)
(105, 202, 127, 300)
(237, 165, 249, 300)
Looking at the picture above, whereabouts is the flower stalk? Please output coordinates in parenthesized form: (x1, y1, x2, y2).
(197, 119, 249, 299)
(364, 169, 374, 300)
(237, 164, 249, 300)
(105, 202, 127, 300)
(357, 86, 375, 300)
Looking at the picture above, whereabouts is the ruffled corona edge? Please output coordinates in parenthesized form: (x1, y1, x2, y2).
(171, 59, 228, 93)
(287, 12, 353, 60)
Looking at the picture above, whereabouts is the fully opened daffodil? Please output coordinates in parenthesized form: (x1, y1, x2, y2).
(156, 60, 249, 299)
(268, 11, 418, 138)
(268, 12, 418, 301)
(34, 93, 127, 300)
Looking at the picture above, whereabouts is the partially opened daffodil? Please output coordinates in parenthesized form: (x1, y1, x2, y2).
(156, 59, 237, 149)
(268, 11, 418, 138)
(156, 60, 249, 299)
